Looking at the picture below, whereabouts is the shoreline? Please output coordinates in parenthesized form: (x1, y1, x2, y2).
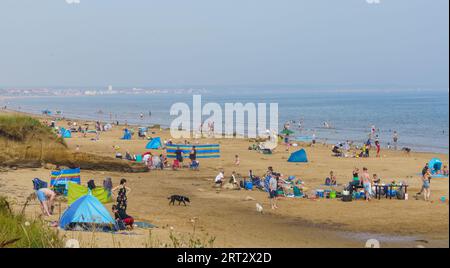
(2, 107, 448, 156)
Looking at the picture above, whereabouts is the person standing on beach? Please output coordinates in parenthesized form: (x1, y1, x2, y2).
(361, 167, 372, 201)
(392, 131, 399, 150)
(269, 175, 278, 209)
(375, 140, 381, 157)
(175, 146, 184, 164)
(422, 169, 432, 201)
(112, 179, 131, 212)
(189, 146, 197, 164)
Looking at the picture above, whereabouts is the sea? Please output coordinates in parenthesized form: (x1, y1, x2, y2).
(2, 88, 449, 154)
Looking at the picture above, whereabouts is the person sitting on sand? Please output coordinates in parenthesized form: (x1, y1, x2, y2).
(372, 174, 381, 184)
(125, 151, 134, 161)
(347, 168, 361, 193)
(36, 188, 56, 216)
(215, 170, 225, 187)
(325, 171, 337, 185)
(442, 165, 449, 176)
(112, 205, 134, 230)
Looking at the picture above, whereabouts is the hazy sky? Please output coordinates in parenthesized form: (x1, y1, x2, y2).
(0, 0, 448, 88)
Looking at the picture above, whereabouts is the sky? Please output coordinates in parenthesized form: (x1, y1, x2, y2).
(0, 0, 448, 88)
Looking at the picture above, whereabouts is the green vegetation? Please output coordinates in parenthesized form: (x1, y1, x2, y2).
(0, 115, 65, 145)
(0, 196, 63, 248)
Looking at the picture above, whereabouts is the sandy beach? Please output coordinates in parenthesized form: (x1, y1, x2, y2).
(0, 109, 448, 248)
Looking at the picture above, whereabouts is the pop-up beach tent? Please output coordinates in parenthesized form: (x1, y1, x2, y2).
(61, 128, 71, 138)
(146, 137, 163, 149)
(59, 194, 116, 231)
(67, 182, 111, 205)
(287, 149, 308, 163)
(428, 158, 443, 174)
(121, 129, 132, 140)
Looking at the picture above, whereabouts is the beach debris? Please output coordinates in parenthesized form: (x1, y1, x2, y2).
(65, 239, 80, 248)
(256, 203, 264, 214)
(243, 196, 255, 201)
(364, 239, 380, 248)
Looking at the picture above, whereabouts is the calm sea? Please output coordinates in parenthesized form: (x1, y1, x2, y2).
(3, 89, 449, 154)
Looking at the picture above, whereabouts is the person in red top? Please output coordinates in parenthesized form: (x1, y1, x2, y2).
(375, 140, 381, 158)
(112, 205, 134, 229)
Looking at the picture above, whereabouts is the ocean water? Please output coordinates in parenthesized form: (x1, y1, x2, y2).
(3, 89, 449, 154)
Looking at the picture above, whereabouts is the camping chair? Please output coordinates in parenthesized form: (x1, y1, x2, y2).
(190, 160, 200, 170)
(172, 159, 181, 170)
(32, 178, 48, 191)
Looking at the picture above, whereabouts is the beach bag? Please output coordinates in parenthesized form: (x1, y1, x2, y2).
(396, 189, 405, 200)
(87, 180, 96, 190)
(342, 194, 352, 202)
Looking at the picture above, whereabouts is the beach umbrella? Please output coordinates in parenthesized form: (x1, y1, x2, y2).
(280, 129, 294, 135)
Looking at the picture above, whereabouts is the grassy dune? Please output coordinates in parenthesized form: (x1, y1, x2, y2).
(0, 115, 148, 172)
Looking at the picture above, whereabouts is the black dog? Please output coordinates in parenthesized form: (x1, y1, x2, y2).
(168, 195, 190, 206)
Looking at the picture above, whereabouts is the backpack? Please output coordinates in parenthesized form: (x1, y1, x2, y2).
(87, 180, 96, 190)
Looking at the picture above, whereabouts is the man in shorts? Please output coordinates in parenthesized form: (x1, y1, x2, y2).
(269, 175, 278, 209)
(36, 188, 56, 216)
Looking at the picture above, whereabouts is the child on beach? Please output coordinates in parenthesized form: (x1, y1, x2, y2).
(375, 140, 381, 157)
(215, 170, 225, 187)
(234, 155, 240, 166)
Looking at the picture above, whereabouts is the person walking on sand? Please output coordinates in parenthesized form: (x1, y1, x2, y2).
(269, 174, 278, 209)
(361, 167, 372, 201)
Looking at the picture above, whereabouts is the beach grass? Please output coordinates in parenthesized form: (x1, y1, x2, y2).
(0, 196, 63, 248)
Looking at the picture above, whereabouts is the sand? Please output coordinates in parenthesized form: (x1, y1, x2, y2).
(0, 110, 448, 248)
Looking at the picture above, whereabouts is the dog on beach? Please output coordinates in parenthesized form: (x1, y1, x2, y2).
(401, 147, 411, 156)
(256, 203, 264, 214)
(168, 195, 190, 206)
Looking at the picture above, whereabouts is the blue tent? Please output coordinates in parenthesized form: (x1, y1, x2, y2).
(428, 158, 443, 174)
(59, 194, 116, 230)
(62, 129, 71, 138)
(288, 149, 308, 163)
(146, 137, 162, 149)
(121, 129, 131, 140)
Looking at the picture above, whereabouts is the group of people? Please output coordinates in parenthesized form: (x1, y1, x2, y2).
(346, 167, 380, 201)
